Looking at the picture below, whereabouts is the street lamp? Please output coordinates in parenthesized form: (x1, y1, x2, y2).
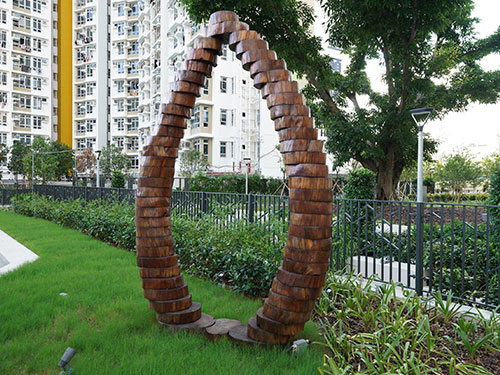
(410, 107, 434, 203)
(95, 149, 101, 188)
(243, 157, 251, 195)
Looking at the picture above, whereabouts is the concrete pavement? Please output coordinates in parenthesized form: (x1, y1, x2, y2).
(0, 230, 39, 276)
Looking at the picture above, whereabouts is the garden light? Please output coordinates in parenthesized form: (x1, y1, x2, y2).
(58, 347, 76, 375)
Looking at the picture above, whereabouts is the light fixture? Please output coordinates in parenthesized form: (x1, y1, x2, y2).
(58, 347, 76, 375)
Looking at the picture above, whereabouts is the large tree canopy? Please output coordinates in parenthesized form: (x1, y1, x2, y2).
(179, 0, 500, 199)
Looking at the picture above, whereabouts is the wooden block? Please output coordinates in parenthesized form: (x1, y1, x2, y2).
(137, 255, 178, 268)
(181, 60, 213, 77)
(250, 60, 287, 79)
(139, 265, 181, 279)
(274, 116, 314, 130)
(253, 69, 291, 89)
(205, 319, 242, 340)
(153, 125, 185, 138)
(140, 166, 176, 178)
(288, 177, 332, 189)
(267, 290, 316, 313)
(176, 70, 206, 86)
(165, 92, 196, 108)
(156, 301, 201, 324)
(138, 236, 173, 248)
(283, 249, 324, 270)
(136, 245, 175, 257)
(262, 301, 311, 324)
(283, 152, 326, 165)
(235, 39, 268, 59)
(270, 104, 310, 120)
(143, 275, 184, 290)
(255, 308, 304, 336)
(286, 164, 329, 178)
(288, 224, 332, 240)
(161, 103, 192, 118)
(143, 283, 188, 301)
(240, 49, 277, 71)
(142, 146, 179, 158)
(289, 188, 332, 202)
(169, 81, 202, 97)
(267, 93, 305, 108)
(185, 48, 218, 66)
(157, 114, 187, 127)
(289, 200, 332, 215)
(228, 324, 265, 346)
(276, 266, 326, 288)
(206, 21, 249, 43)
(271, 278, 323, 301)
(279, 139, 323, 153)
(135, 216, 171, 227)
(286, 236, 332, 251)
(136, 187, 173, 198)
(262, 81, 298, 99)
(136, 197, 171, 208)
(148, 137, 181, 148)
(141, 156, 176, 168)
(209, 10, 239, 24)
(228, 30, 261, 51)
(279, 127, 318, 141)
(289, 213, 332, 227)
(135, 206, 170, 218)
(136, 227, 171, 238)
(247, 317, 294, 345)
(160, 313, 215, 333)
(149, 294, 192, 313)
(282, 257, 330, 276)
(194, 37, 223, 54)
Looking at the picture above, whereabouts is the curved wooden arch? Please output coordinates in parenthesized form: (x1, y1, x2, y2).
(136, 11, 332, 345)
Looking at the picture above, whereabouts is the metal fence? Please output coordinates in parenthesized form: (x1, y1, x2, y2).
(333, 198, 500, 309)
(2, 184, 499, 309)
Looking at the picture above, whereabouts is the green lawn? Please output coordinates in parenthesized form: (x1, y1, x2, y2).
(0, 211, 324, 375)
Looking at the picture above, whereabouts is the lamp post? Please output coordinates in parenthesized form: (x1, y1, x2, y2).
(410, 107, 434, 203)
(243, 157, 251, 195)
(95, 150, 101, 188)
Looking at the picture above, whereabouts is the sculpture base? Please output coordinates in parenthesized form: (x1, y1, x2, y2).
(159, 313, 215, 334)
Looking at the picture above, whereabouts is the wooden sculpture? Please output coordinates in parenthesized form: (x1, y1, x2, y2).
(136, 10, 332, 345)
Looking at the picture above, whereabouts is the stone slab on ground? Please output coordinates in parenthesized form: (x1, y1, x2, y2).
(0, 230, 39, 276)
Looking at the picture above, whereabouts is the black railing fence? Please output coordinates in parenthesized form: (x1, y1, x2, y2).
(1, 184, 499, 309)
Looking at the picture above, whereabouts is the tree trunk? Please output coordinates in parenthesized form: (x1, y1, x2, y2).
(375, 158, 402, 201)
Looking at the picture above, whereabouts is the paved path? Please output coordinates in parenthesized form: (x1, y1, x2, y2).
(0, 230, 39, 276)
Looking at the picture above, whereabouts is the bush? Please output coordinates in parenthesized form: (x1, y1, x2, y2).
(343, 168, 376, 200)
(111, 170, 126, 188)
(189, 172, 284, 195)
(488, 166, 500, 244)
(407, 193, 489, 203)
(10, 194, 285, 296)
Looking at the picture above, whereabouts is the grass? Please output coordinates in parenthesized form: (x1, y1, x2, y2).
(0, 211, 323, 375)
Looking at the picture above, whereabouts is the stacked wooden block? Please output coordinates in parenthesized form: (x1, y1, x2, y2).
(136, 10, 332, 345)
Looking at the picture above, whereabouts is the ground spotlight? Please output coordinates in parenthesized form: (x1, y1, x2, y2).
(58, 347, 76, 374)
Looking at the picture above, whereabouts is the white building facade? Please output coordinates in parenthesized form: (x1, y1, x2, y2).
(0, 0, 59, 172)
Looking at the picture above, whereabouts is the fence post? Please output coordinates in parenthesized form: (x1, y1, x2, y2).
(248, 194, 255, 223)
(415, 202, 424, 296)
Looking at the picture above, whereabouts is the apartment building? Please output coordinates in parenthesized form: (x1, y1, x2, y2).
(72, 0, 109, 153)
(0, 0, 59, 174)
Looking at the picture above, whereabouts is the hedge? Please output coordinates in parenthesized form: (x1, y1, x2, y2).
(189, 172, 285, 195)
(10, 194, 285, 296)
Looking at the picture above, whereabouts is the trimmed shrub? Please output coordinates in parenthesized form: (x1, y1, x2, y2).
(111, 170, 126, 188)
(10, 194, 285, 296)
(344, 168, 376, 200)
(189, 172, 284, 195)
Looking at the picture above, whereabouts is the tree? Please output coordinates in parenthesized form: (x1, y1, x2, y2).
(180, 0, 500, 199)
(0, 143, 7, 181)
(99, 145, 131, 176)
(179, 149, 210, 178)
(344, 168, 376, 200)
(22, 137, 59, 184)
(435, 150, 482, 201)
(76, 147, 97, 176)
(111, 170, 126, 188)
(8, 142, 29, 184)
(481, 153, 500, 179)
(50, 140, 74, 180)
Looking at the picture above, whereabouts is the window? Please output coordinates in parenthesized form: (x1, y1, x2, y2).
(77, 139, 86, 151)
(116, 23, 125, 36)
(86, 119, 95, 132)
(220, 109, 227, 126)
(0, 132, 7, 144)
(1, 52, 6, 65)
(117, 42, 125, 55)
(77, 121, 86, 133)
(128, 22, 139, 36)
(330, 58, 342, 73)
(220, 77, 227, 93)
(220, 141, 227, 157)
(1, 113, 7, 127)
(117, 4, 124, 17)
(117, 61, 124, 74)
(130, 156, 139, 169)
(33, 96, 44, 110)
(128, 137, 139, 151)
(193, 140, 200, 152)
(203, 79, 209, 95)
(33, 116, 42, 129)
(202, 106, 209, 127)
(127, 118, 138, 131)
(33, 78, 42, 91)
(203, 140, 209, 156)
(115, 118, 124, 131)
(33, 0, 42, 13)
(0, 72, 6, 86)
(117, 81, 124, 93)
(117, 100, 124, 112)
(18, 114, 31, 129)
(192, 106, 200, 129)
(115, 137, 124, 149)
(221, 45, 227, 60)
(13, 133, 32, 145)
(32, 19, 42, 33)
(1, 10, 6, 24)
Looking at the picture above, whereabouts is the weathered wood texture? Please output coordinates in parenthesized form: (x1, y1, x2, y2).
(136, 10, 332, 345)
